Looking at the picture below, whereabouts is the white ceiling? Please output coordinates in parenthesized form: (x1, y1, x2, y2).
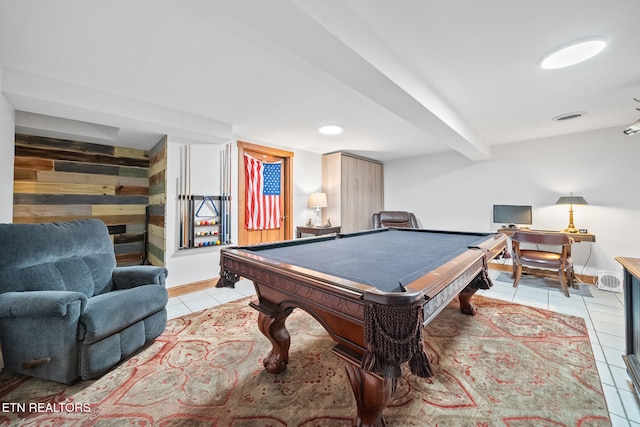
(1, 0, 639, 162)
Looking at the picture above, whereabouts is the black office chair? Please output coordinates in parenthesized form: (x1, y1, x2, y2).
(372, 211, 419, 229)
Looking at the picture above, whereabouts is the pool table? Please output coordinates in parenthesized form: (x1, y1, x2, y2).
(218, 228, 507, 426)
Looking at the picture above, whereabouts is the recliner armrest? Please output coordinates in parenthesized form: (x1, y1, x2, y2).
(112, 266, 168, 290)
(0, 291, 87, 317)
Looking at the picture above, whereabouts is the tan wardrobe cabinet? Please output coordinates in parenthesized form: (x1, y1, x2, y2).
(322, 152, 383, 233)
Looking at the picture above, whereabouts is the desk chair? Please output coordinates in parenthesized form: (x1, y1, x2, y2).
(372, 211, 419, 229)
(511, 231, 574, 297)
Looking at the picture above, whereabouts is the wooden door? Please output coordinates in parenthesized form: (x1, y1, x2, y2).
(237, 141, 293, 246)
(322, 152, 342, 228)
(338, 154, 384, 232)
(341, 154, 361, 233)
(368, 160, 384, 228)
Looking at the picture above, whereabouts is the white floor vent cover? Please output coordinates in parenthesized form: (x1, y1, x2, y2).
(597, 270, 623, 293)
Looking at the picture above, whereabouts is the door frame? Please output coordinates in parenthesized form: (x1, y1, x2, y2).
(237, 141, 294, 245)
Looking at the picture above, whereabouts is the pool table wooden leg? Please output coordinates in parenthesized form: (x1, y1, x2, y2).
(256, 308, 293, 374)
(344, 362, 395, 427)
(458, 286, 478, 316)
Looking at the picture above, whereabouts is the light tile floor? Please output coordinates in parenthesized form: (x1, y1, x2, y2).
(167, 271, 640, 426)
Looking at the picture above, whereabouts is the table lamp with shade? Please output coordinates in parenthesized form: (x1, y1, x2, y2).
(555, 192, 588, 233)
(308, 192, 327, 226)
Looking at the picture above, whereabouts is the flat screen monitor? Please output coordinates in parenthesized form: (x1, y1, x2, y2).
(493, 204, 532, 227)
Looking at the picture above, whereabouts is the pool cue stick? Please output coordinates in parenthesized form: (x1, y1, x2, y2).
(220, 145, 225, 243)
(182, 144, 189, 248)
(177, 178, 183, 249)
(224, 143, 231, 243)
(227, 143, 230, 243)
(183, 145, 187, 248)
(186, 144, 193, 248)
(225, 143, 229, 243)
(220, 149, 226, 243)
(178, 146, 184, 249)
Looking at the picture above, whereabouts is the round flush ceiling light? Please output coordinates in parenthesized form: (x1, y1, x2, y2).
(540, 37, 607, 70)
(318, 124, 343, 135)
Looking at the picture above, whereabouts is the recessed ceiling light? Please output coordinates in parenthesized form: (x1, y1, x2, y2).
(318, 124, 343, 135)
(540, 37, 607, 70)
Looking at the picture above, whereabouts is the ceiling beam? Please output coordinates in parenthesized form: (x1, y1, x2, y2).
(215, 0, 490, 160)
(292, 0, 491, 160)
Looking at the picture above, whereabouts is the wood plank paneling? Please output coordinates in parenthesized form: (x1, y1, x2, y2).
(149, 169, 165, 186)
(13, 134, 151, 266)
(35, 170, 120, 185)
(91, 205, 147, 216)
(147, 252, 163, 267)
(14, 169, 38, 181)
(13, 204, 93, 218)
(55, 160, 119, 175)
(114, 233, 145, 244)
(15, 145, 148, 167)
(147, 136, 167, 267)
(115, 185, 149, 196)
(117, 253, 145, 265)
(119, 166, 148, 178)
(115, 146, 150, 161)
(12, 214, 146, 225)
(148, 223, 165, 239)
(14, 182, 114, 195)
(148, 193, 165, 206)
(147, 232, 165, 252)
(14, 156, 54, 171)
(16, 134, 116, 155)
(13, 194, 148, 205)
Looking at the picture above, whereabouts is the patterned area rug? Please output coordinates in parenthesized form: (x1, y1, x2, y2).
(495, 272, 594, 297)
(0, 296, 610, 426)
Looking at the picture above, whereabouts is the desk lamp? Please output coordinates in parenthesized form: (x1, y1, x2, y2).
(555, 192, 588, 233)
(308, 192, 327, 226)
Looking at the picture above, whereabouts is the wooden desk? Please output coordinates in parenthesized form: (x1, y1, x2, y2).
(497, 228, 596, 242)
(296, 225, 341, 238)
(616, 257, 640, 399)
(495, 228, 596, 285)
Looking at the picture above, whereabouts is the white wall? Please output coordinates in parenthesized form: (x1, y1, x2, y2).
(384, 126, 640, 277)
(165, 140, 323, 288)
(291, 148, 324, 227)
(165, 142, 225, 287)
(0, 68, 16, 223)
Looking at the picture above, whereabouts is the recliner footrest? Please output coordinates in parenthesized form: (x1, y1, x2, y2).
(80, 285, 168, 344)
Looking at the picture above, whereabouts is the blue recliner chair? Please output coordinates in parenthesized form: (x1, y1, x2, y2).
(0, 219, 168, 384)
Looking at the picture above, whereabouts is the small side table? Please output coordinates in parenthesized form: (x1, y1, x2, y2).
(296, 225, 341, 238)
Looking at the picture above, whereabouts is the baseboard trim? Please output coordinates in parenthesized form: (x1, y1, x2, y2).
(167, 277, 219, 298)
(167, 266, 597, 299)
(489, 263, 597, 286)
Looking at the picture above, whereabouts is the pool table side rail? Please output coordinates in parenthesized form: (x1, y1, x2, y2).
(402, 233, 507, 297)
(398, 233, 507, 324)
(220, 249, 371, 354)
(220, 248, 374, 299)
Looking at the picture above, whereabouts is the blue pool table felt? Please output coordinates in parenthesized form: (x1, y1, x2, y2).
(247, 229, 491, 293)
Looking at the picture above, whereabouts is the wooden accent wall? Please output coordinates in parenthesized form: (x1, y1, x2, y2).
(147, 136, 167, 267)
(13, 133, 150, 266)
